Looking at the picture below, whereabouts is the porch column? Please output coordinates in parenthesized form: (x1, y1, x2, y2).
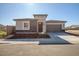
(42, 20, 46, 34)
(62, 24, 65, 30)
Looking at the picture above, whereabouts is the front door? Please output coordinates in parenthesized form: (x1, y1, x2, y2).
(38, 22, 43, 32)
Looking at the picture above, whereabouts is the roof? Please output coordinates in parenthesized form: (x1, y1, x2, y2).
(33, 14, 48, 16)
(46, 20, 66, 23)
(14, 18, 37, 21)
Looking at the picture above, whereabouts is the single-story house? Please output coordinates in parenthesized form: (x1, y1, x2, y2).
(14, 14, 66, 34)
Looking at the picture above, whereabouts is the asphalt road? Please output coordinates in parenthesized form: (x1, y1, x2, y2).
(0, 44, 79, 56)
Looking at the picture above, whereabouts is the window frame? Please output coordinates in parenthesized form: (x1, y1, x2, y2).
(23, 21, 30, 30)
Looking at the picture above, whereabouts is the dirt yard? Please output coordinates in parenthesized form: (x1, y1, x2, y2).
(66, 30, 79, 35)
(0, 44, 79, 56)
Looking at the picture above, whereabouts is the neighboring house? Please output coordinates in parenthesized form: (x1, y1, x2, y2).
(14, 14, 66, 34)
(0, 24, 6, 31)
(66, 25, 79, 30)
(6, 25, 15, 35)
(70, 25, 79, 28)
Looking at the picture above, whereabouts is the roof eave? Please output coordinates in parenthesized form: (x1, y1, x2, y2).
(13, 18, 37, 21)
(33, 14, 48, 16)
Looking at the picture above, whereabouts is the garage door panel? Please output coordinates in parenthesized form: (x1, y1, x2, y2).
(46, 24, 62, 32)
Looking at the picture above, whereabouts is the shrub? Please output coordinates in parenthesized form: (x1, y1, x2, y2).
(0, 31, 7, 38)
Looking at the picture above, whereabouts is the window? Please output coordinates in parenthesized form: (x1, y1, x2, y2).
(23, 21, 30, 30)
(24, 23, 28, 28)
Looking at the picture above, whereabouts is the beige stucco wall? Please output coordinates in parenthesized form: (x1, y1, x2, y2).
(16, 21, 23, 30)
(16, 21, 30, 30)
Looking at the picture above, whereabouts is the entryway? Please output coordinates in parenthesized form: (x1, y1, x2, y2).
(38, 22, 43, 32)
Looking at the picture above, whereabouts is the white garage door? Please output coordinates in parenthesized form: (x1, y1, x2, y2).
(46, 24, 62, 32)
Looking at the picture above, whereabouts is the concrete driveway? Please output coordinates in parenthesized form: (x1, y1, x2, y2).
(49, 32, 79, 44)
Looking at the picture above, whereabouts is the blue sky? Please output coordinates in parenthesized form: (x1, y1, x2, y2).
(0, 3, 79, 26)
